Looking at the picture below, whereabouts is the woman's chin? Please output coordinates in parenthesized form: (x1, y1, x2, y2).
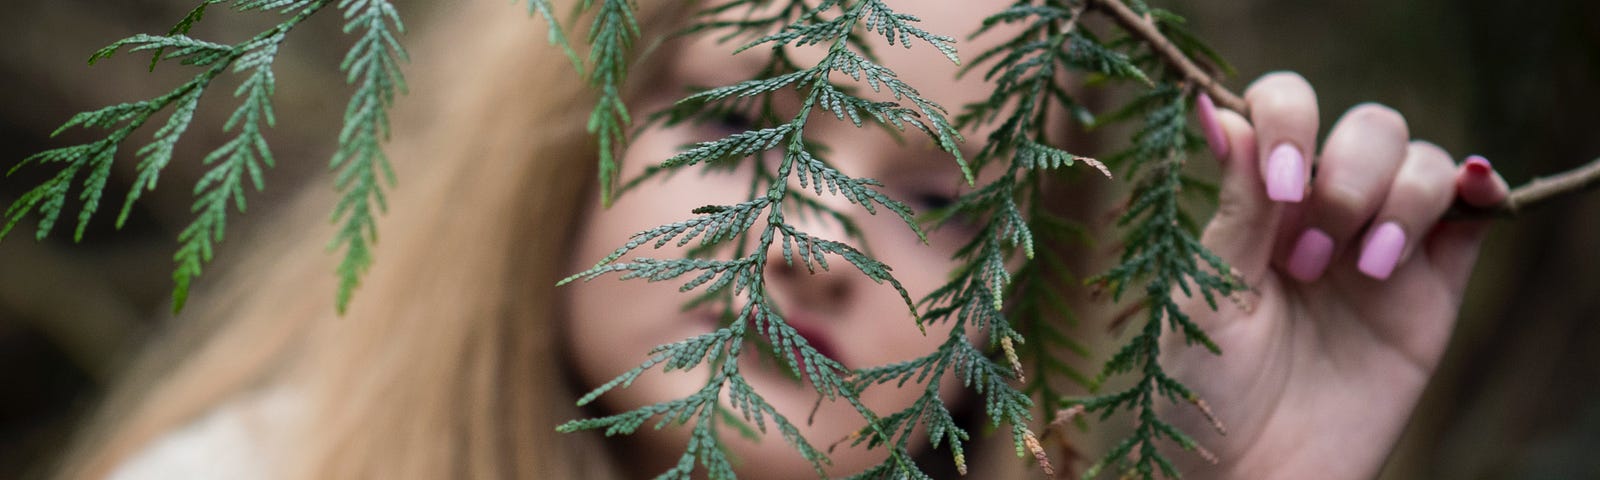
(606, 354, 903, 478)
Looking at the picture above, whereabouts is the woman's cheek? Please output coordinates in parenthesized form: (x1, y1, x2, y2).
(562, 124, 755, 386)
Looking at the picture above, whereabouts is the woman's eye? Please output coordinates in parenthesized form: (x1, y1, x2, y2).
(908, 189, 986, 237)
(708, 109, 755, 136)
(912, 192, 957, 212)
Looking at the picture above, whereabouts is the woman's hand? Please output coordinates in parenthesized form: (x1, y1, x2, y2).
(1161, 72, 1510, 479)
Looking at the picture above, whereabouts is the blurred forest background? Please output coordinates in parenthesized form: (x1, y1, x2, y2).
(1, 0, 1596, 478)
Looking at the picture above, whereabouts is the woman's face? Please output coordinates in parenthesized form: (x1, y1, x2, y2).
(563, 1, 1023, 476)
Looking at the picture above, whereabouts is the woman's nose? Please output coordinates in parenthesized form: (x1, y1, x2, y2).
(760, 200, 863, 316)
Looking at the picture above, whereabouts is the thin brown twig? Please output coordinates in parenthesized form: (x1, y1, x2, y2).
(1089, 0, 1600, 219)
(1488, 157, 1600, 216)
(1091, 0, 1248, 115)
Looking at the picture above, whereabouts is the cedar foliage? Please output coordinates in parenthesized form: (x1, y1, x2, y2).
(1, 0, 405, 313)
(5, 0, 1250, 478)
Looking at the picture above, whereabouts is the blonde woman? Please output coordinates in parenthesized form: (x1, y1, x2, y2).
(57, 0, 1510, 478)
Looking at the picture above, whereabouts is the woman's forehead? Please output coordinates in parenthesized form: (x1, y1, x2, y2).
(673, 0, 1021, 110)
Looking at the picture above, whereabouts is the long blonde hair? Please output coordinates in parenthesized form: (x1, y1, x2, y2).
(60, 1, 684, 477)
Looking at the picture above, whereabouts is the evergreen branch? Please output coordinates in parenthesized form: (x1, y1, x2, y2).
(559, 287, 842, 478)
(1088, 0, 1241, 112)
(681, 0, 812, 42)
(844, 336, 980, 475)
(560, 198, 773, 281)
(328, 0, 407, 313)
(235, 0, 320, 11)
(897, 169, 1064, 477)
(662, 125, 796, 169)
(147, 1, 224, 71)
(4, 1, 330, 313)
(519, 0, 582, 71)
(561, 1, 997, 477)
(170, 32, 288, 311)
(1077, 86, 1241, 479)
(584, 0, 641, 207)
(790, 149, 921, 238)
(937, 13, 1108, 455)
(1010, 211, 1093, 416)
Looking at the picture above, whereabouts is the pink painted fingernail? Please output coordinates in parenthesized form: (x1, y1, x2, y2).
(1197, 93, 1229, 159)
(1265, 143, 1306, 202)
(1286, 228, 1334, 282)
(1464, 155, 1492, 177)
(1358, 222, 1406, 280)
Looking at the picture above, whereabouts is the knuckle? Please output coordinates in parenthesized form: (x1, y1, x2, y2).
(1245, 71, 1315, 109)
(1397, 142, 1457, 199)
(1318, 178, 1369, 211)
(1344, 103, 1408, 136)
(1407, 140, 1453, 167)
(1317, 180, 1375, 224)
(1392, 171, 1450, 202)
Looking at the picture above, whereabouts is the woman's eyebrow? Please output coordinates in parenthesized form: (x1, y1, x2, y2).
(670, 38, 770, 86)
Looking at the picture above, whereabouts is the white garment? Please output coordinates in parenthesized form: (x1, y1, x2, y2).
(107, 390, 298, 480)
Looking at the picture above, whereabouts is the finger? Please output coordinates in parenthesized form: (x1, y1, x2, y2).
(1355, 141, 1457, 280)
(1198, 107, 1281, 284)
(1244, 72, 1319, 203)
(1196, 92, 1229, 160)
(1280, 104, 1410, 282)
(1456, 155, 1511, 208)
(1427, 155, 1510, 290)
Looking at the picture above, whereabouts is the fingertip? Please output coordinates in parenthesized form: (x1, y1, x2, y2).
(1215, 109, 1254, 161)
(1264, 143, 1307, 202)
(1243, 72, 1318, 205)
(1216, 109, 1252, 133)
(1197, 107, 1278, 284)
(1196, 92, 1230, 160)
(1285, 227, 1333, 282)
(1464, 155, 1491, 176)
(1357, 221, 1407, 280)
(1430, 154, 1506, 291)
(1457, 155, 1511, 207)
(1244, 71, 1314, 99)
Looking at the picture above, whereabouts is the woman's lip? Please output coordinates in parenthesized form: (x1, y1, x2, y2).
(783, 315, 841, 368)
(698, 308, 843, 369)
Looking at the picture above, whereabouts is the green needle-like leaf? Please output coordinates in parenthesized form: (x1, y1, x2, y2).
(328, 0, 407, 313)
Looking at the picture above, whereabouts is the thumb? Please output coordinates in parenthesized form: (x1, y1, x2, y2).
(1196, 94, 1281, 285)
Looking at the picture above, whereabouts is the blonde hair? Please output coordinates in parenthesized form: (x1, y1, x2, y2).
(59, 0, 686, 477)
(58, 1, 1037, 478)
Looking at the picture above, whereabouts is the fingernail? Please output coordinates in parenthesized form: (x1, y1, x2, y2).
(1286, 228, 1334, 282)
(1266, 143, 1306, 202)
(1464, 155, 1492, 177)
(1358, 222, 1406, 280)
(1197, 93, 1229, 159)
(1458, 155, 1505, 207)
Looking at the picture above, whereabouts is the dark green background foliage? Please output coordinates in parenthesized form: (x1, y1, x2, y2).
(0, 1, 1597, 479)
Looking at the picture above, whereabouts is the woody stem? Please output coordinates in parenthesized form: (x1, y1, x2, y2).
(1090, 0, 1600, 219)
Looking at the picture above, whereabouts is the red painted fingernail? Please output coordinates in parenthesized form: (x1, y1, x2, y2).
(1197, 93, 1229, 159)
(1464, 155, 1492, 177)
